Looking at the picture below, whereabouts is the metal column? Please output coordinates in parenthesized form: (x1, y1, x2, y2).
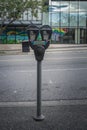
(34, 61, 45, 121)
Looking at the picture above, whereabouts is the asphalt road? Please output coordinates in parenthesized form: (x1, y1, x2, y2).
(0, 49, 87, 102)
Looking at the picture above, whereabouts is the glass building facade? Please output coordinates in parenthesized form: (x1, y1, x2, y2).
(48, 0, 87, 44)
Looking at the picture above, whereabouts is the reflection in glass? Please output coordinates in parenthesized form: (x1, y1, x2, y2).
(70, 12, 78, 27)
(30, 31, 36, 41)
(61, 12, 69, 26)
(79, 13, 86, 27)
(49, 12, 60, 26)
(49, 1, 87, 27)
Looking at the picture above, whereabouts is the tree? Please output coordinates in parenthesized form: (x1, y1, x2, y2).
(0, 0, 48, 34)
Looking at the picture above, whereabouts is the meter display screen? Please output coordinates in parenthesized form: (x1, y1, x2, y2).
(30, 31, 36, 41)
(43, 31, 49, 41)
(34, 41, 46, 45)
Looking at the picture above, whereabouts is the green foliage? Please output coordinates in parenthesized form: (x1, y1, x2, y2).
(0, 0, 48, 35)
(0, 0, 48, 20)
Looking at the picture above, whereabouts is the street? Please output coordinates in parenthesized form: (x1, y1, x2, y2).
(0, 49, 87, 102)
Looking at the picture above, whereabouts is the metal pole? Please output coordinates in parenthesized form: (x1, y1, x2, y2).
(37, 61, 41, 116)
(34, 61, 45, 121)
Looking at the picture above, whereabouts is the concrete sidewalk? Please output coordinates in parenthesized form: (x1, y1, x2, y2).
(0, 104, 87, 130)
(0, 44, 87, 50)
(0, 44, 87, 55)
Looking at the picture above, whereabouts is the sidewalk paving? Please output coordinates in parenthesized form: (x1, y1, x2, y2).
(0, 43, 87, 55)
(0, 104, 87, 130)
(0, 44, 87, 51)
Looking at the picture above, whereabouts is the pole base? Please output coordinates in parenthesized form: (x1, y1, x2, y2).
(33, 115, 45, 121)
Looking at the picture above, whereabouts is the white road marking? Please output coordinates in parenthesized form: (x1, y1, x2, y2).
(13, 67, 87, 73)
(0, 59, 34, 62)
(0, 56, 87, 62)
(0, 99, 87, 107)
(46, 48, 87, 53)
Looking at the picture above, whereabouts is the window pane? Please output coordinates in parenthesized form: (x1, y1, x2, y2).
(69, 1, 78, 11)
(49, 12, 60, 26)
(70, 12, 78, 27)
(79, 1, 87, 11)
(61, 12, 69, 26)
(79, 13, 86, 27)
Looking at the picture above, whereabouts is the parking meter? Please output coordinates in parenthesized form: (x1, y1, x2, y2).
(40, 25, 52, 49)
(27, 24, 52, 61)
(27, 24, 52, 121)
(27, 24, 39, 50)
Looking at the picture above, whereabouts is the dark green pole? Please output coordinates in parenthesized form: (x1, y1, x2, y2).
(34, 61, 45, 121)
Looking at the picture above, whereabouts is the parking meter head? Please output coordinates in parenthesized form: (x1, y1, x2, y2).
(40, 25, 52, 49)
(40, 25, 52, 41)
(27, 24, 39, 41)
